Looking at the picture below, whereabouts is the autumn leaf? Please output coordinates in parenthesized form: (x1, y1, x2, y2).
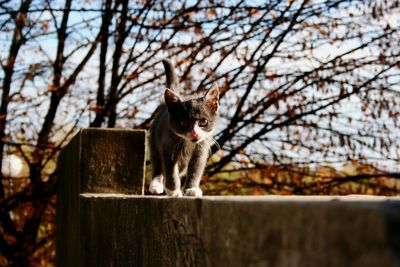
(218, 84, 229, 94)
(131, 107, 139, 118)
(194, 24, 203, 34)
(207, 8, 216, 18)
(129, 72, 139, 80)
(251, 186, 264, 195)
(40, 21, 49, 31)
(267, 71, 277, 81)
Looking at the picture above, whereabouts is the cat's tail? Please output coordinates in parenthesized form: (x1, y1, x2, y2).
(162, 59, 179, 93)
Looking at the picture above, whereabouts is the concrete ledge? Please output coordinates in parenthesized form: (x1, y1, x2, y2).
(78, 195, 400, 267)
(56, 129, 400, 267)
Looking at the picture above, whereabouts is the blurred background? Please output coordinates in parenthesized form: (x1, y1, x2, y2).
(0, 0, 399, 265)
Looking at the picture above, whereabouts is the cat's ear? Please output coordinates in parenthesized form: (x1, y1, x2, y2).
(165, 88, 182, 109)
(204, 83, 219, 112)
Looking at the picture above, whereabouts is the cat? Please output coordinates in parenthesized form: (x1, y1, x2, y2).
(148, 59, 219, 197)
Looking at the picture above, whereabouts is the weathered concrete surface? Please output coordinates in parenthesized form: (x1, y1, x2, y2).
(79, 128, 146, 194)
(56, 128, 400, 267)
(56, 128, 145, 267)
(78, 195, 400, 267)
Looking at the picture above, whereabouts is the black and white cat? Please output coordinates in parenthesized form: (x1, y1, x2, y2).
(149, 59, 219, 197)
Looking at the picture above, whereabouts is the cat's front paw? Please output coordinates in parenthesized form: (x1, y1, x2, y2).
(184, 187, 203, 197)
(165, 187, 183, 197)
(149, 179, 164, 194)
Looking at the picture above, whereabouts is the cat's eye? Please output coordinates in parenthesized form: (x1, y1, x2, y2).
(199, 119, 208, 127)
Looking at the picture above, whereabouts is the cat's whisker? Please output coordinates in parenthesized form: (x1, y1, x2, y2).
(211, 137, 221, 150)
(202, 140, 212, 156)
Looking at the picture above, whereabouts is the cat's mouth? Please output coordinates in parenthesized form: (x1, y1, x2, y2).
(181, 134, 200, 143)
(185, 134, 199, 143)
(191, 137, 200, 143)
(190, 131, 200, 143)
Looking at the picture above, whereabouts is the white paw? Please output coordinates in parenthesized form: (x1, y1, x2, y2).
(184, 187, 203, 197)
(165, 188, 183, 197)
(149, 179, 164, 194)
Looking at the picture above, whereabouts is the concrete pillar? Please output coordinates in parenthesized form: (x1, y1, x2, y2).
(56, 128, 146, 267)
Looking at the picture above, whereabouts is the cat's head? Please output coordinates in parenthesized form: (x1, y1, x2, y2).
(165, 84, 219, 143)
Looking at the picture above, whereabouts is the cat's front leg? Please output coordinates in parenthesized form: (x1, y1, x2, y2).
(164, 162, 183, 197)
(184, 143, 209, 197)
(149, 175, 164, 194)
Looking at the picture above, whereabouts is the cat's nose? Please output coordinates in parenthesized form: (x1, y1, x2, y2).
(191, 131, 198, 140)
